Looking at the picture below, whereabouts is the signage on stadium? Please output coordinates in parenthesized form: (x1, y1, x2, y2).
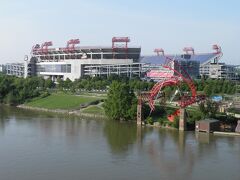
(146, 70, 173, 78)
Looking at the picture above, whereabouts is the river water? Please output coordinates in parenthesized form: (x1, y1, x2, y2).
(0, 105, 239, 180)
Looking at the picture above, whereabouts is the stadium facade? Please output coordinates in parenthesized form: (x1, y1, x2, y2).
(24, 38, 143, 81)
(3, 38, 239, 81)
(140, 45, 239, 81)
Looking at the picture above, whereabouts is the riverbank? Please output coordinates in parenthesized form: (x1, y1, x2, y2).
(25, 92, 105, 110)
(17, 92, 107, 118)
(17, 104, 107, 118)
(213, 131, 240, 137)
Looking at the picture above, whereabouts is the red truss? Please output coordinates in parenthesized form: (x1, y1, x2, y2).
(141, 52, 206, 119)
(59, 39, 80, 52)
(112, 37, 130, 59)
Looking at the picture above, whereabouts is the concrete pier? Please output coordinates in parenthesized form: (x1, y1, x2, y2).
(179, 108, 187, 131)
(235, 120, 240, 133)
(137, 97, 143, 125)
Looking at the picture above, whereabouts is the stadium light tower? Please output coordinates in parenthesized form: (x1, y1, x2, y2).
(212, 44, 222, 54)
(154, 48, 164, 56)
(212, 44, 223, 64)
(112, 37, 130, 59)
(41, 41, 53, 54)
(183, 47, 195, 55)
(67, 39, 80, 52)
(31, 44, 40, 54)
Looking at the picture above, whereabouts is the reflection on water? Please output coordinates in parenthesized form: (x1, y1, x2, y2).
(0, 105, 239, 180)
(104, 120, 137, 155)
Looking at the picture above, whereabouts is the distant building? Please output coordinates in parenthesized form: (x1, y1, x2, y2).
(0, 64, 6, 73)
(207, 63, 239, 80)
(6, 63, 24, 77)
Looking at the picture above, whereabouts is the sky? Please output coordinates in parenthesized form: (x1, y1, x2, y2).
(0, 0, 239, 64)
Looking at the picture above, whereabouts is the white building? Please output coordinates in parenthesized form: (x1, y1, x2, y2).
(6, 63, 24, 77)
(0, 64, 5, 73)
(208, 63, 239, 80)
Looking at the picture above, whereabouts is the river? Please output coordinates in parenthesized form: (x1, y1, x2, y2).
(0, 105, 239, 180)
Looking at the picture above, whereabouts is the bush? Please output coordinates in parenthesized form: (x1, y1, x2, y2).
(172, 116, 179, 128)
(228, 108, 240, 114)
(40, 91, 50, 98)
(187, 110, 203, 124)
(158, 117, 165, 125)
(146, 117, 153, 125)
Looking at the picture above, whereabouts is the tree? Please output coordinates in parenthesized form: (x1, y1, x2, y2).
(45, 78, 54, 89)
(63, 78, 72, 89)
(172, 116, 179, 128)
(57, 77, 64, 90)
(199, 100, 219, 118)
(204, 85, 212, 96)
(103, 81, 137, 121)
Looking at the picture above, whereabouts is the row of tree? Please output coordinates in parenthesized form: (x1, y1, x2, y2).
(56, 75, 238, 97)
(56, 75, 155, 92)
(0, 75, 53, 105)
(196, 78, 237, 96)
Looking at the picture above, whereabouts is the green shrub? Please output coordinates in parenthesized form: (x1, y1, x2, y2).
(158, 117, 165, 125)
(146, 117, 153, 125)
(40, 91, 50, 98)
(172, 116, 179, 129)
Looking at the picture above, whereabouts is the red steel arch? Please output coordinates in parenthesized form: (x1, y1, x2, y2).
(145, 54, 205, 120)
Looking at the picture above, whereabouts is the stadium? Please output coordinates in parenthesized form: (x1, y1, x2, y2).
(25, 37, 142, 81)
(140, 45, 231, 81)
(1, 37, 238, 81)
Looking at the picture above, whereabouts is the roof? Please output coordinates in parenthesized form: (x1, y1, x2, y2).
(33, 46, 141, 55)
(198, 119, 219, 123)
(140, 53, 218, 65)
(32, 46, 141, 60)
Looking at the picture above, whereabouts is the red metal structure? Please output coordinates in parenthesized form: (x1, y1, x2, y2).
(212, 44, 222, 54)
(183, 47, 195, 55)
(31, 44, 41, 54)
(31, 41, 53, 56)
(139, 50, 205, 122)
(154, 48, 165, 56)
(66, 39, 80, 52)
(212, 44, 223, 63)
(59, 39, 80, 52)
(112, 37, 130, 59)
(40, 41, 53, 54)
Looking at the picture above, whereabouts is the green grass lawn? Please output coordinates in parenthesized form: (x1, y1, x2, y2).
(81, 105, 105, 115)
(26, 93, 103, 110)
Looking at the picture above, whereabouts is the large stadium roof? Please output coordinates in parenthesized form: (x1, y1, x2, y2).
(32, 46, 141, 60)
(140, 53, 218, 65)
(33, 46, 141, 55)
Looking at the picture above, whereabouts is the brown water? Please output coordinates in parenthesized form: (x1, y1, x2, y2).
(0, 105, 239, 180)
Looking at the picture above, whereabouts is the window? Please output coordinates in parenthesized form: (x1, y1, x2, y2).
(37, 64, 71, 73)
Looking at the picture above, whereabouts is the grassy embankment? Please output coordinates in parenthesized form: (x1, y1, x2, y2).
(80, 104, 105, 115)
(25, 92, 105, 114)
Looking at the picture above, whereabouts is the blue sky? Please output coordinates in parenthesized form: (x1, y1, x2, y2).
(0, 0, 239, 64)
